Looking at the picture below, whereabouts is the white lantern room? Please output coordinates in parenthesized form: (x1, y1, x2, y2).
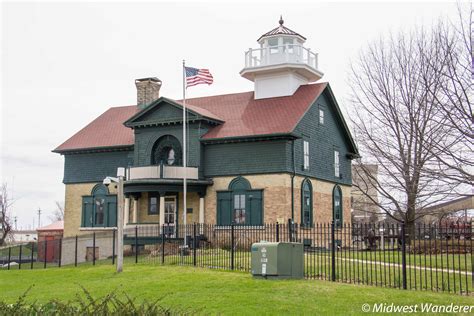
(240, 16, 324, 99)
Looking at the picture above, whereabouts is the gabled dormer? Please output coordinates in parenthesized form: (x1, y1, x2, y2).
(124, 97, 224, 129)
(124, 97, 223, 170)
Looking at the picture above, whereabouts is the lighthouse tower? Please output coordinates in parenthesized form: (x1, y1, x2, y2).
(240, 16, 324, 99)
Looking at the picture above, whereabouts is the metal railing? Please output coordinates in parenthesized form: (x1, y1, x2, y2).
(244, 44, 318, 69)
(127, 165, 199, 180)
(2, 222, 472, 295)
(141, 222, 473, 295)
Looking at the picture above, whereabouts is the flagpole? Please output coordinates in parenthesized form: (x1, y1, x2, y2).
(182, 60, 188, 247)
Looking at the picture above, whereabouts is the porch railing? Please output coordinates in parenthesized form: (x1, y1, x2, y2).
(127, 165, 199, 180)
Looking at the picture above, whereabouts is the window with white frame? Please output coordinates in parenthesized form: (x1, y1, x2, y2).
(334, 150, 340, 177)
(268, 38, 279, 54)
(319, 109, 324, 124)
(303, 141, 310, 170)
(233, 194, 246, 224)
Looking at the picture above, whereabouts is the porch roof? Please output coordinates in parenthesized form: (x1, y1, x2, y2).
(124, 178, 212, 196)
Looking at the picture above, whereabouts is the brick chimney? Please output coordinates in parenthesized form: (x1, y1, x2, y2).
(135, 77, 162, 109)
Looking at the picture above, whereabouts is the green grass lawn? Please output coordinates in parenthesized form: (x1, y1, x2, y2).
(4, 245, 471, 295)
(1, 264, 473, 315)
(140, 248, 472, 293)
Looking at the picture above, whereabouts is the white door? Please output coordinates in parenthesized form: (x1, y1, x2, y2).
(164, 196, 176, 237)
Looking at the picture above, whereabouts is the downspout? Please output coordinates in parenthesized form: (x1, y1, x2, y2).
(291, 139, 296, 221)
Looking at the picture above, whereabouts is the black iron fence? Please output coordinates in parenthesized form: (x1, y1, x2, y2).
(1, 222, 472, 295)
(130, 222, 473, 295)
(0, 239, 62, 269)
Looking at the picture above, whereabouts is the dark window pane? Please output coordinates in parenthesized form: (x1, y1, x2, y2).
(234, 209, 246, 224)
(94, 197, 105, 225)
(149, 197, 158, 214)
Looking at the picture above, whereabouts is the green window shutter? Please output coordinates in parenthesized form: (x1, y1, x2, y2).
(217, 191, 232, 226)
(106, 195, 117, 227)
(82, 196, 93, 227)
(248, 190, 263, 226)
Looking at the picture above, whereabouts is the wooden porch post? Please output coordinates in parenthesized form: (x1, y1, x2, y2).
(132, 198, 138, 223)
(159, 194, 165, 234)
(124, 197, 130, 227)
(199, 193, 205, 234)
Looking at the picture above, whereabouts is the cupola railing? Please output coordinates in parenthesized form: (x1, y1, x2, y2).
(244, 44, 318, 69)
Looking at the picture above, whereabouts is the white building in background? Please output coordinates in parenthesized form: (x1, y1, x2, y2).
(9, 230, 37, 244)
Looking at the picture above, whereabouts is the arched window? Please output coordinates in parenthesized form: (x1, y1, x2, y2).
(81, 184, 117, 228)
(151, 135, 182, 166)
(92, 184, 107, 226)
(216, 177, 263, 226)
(333, 185, 343, 228)
(301, 179, 313, 227)
(229, 177, 251, 225)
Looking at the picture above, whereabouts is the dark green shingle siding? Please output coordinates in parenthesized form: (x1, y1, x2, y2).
(63, 151, 133, 184)
(136, 102, 197, 122)
(203, 140, 290, 177)
(293, 90, 352, 185)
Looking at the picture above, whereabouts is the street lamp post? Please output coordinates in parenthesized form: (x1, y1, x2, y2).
(104, 167, 125, 273)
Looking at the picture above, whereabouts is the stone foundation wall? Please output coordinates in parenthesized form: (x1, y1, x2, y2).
(60, 231, 115, 266)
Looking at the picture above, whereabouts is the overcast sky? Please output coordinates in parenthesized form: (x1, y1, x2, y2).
(1, 1, 460, 229)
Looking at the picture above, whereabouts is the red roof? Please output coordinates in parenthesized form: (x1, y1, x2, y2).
(184, 83, 326, 139)
(180, 102, 224, 122)
(54, 83, 327, 152)
(54, 106, 139, 152)
(37, 221, 64, 231)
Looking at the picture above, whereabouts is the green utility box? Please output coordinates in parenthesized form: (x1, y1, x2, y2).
(251, 242, 304, 279)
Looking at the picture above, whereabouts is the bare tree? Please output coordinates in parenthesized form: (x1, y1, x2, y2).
(0, 183, 14, 246)
(424, 4, 473, 186)
(49, 201, 64, 222)
(350, 25, 461, 239)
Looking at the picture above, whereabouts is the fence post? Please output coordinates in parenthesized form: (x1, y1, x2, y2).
(30, 242, 34, 269)
(7, 247, 11, 270)
(193, 223, 197, 266)
(135, 225, 138, 264)
(19, 244, 22, 270)
(44, 240, 47, 269)
(92, 232, 96, 265)
(288, 219, 292, 242)
(112, 229, 116, 265)
(331, 221, 336, 282)
(231, 223, 235, 270)
(58, 239, 62, 268)
(276, 222, 280, 242)
(401, 222, 407, 290)
(161, 225, 165, 264)
(74, 235, 78, 267)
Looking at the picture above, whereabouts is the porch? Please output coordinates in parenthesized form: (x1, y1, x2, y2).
(123, 176, 212, 237)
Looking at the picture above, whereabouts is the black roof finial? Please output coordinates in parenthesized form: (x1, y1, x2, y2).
(279, 15, 284, 26)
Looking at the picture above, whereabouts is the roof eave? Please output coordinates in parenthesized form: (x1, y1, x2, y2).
(323, 84, 360, 155)
(52, 144, 134, 155)
(201, 132, 300, 144)
(257, 33, 306, 42)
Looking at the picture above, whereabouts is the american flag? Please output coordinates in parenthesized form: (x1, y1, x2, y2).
(185, 67, 213, 87)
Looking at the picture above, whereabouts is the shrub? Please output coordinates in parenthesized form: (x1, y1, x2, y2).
(0, 286, 183, 316)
